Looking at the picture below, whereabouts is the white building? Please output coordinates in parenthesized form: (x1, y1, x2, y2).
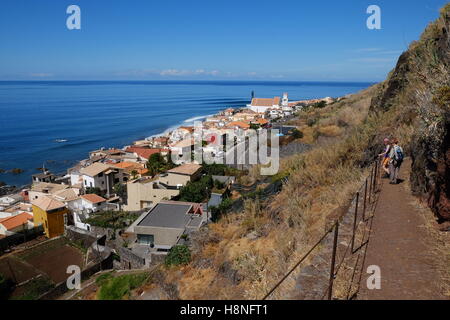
(69, 194, 108, 213)
(247, 96, 281, 113)
(80, 162, 127, 197)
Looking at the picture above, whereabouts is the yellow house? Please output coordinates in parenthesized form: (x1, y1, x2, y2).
(32, 195, 69, 238)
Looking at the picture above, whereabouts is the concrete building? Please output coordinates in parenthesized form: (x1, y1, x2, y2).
(127, 201, 207, 251)
(169, 138, 195, 163)
(247, 96, 281, 113)
(80, 162, 127, 197)
(32, 195, 69, 238)
(0, 212, 34, 236)
(32, 171, 56, 183)
(158, 163, 202, 187)
(125, 178, 180, 212)
(70, 193, 108, 213)
(124, 163, 202, 211)
(29, 182, 68, 203)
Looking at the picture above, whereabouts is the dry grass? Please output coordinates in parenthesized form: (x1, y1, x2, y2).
(401, 180, 450, 297)
(149, 84, 394, 300)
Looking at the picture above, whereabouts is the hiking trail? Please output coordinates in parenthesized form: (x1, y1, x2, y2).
(358, 158, 447, 300)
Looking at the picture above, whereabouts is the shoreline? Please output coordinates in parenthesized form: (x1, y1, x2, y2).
(0, 93, 346, 191)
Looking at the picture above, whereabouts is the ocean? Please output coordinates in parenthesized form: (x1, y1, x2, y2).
(0, 80, 373, 187)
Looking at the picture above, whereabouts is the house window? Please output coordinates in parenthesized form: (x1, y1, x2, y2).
(90, 182, 93, 187)
(137, 234, 154, 246)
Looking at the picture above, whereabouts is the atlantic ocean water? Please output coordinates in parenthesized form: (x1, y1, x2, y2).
(0, 80, 373, 187)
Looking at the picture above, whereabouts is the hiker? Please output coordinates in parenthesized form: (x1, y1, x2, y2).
(388, 138, 404, 184)
(378, 138, 391, 177)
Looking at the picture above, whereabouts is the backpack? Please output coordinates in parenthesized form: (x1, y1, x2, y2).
(393, 145, 404, 162)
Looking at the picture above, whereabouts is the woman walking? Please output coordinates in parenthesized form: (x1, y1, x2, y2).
(388, 138, 404, 184)
(378, 138, 391, 178)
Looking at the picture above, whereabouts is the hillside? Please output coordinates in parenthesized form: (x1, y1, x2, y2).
(370, 4, 450, 225)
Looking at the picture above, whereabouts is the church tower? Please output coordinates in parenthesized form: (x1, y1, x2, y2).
(282, 92, 288, 107)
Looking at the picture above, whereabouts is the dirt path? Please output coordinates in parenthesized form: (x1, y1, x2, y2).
(358, 158, 447, 300)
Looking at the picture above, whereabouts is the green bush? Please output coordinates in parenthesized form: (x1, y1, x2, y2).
(95, 272, 114, 286)
(97, 273, 148, 300)
(179, 175, 213, 203)
(291, 128, 304, 139)
(85, 187, 102, 196)
(165, 245, 191, 266)
(202, 163, 227, 176)
(11, 277, 54, 300)
(210, 198, 234, 222)
(313, 101, 327, 108)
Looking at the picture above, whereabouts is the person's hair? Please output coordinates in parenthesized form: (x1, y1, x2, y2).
(390, 138, 398, 144)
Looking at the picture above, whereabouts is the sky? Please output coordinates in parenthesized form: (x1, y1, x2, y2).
(0, 0, 448, 82)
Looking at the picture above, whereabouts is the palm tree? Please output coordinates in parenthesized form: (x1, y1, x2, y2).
(130, 169, 139, 180)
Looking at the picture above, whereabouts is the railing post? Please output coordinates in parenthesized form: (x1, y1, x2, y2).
(373, 161, 378, 192)
(351, 192, 359, 253)
(368, 166, 373, 204)
(362, 179, 368, 221)
(328, 222, 339, 300)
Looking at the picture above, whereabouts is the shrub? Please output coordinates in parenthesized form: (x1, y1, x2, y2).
(202, 163, 227, 176)
(211, 198, 234, 222)
(318, 125, 342, 137)
(291, 128, 304, 139)
(165, 245, 191, 266)
(97, 273, 149, 300)
(179, 175, 213, 203)
(96, 272, 114, 286)
(12, 277, 54, 300)
(306, 118, 317, 127)
(313, 101, 327, 108)
(85, 187, 102, 196)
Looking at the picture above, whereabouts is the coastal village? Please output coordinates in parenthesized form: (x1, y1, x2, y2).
(0, 93, 334, 299)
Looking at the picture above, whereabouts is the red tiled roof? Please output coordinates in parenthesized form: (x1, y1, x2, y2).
(125, 147, 169, 159)
(226, 121, 250, 129)
(0, 212, 33, 231)
(255, 118, 269, 125)
(81, 193, 107, 204)
(251, 97, 280, 107)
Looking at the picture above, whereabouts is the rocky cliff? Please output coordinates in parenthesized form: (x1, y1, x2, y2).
(370, 4, 450, 224)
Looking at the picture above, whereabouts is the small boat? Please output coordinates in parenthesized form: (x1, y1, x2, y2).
(55, 139, 68, 143)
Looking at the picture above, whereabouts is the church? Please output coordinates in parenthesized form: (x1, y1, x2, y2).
(247, 92, 289, 113)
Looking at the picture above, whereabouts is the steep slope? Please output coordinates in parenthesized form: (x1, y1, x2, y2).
(104, 4, 450, 300)
(370, 4, 450, 224)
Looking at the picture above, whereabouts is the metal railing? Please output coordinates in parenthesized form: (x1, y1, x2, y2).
(262, 159, 381, 300)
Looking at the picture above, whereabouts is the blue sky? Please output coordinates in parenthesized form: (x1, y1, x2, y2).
(0, 0, 447, 81)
